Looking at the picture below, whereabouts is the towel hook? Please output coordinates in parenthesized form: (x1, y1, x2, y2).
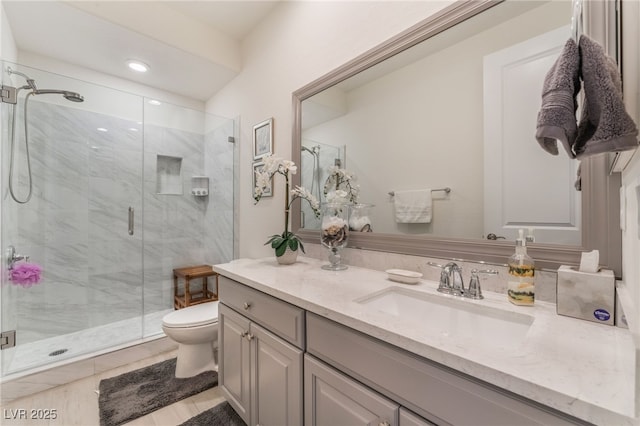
(571, 0, 583, 42)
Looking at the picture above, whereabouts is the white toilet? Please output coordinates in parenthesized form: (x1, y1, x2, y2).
(162, 301, 219, 378)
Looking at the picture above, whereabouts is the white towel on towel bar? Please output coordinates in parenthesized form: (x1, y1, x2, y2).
(394, 189, 432, 223)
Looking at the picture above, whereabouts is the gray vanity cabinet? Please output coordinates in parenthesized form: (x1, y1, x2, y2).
(219, 303, 251, 423)
(305, 354, 402, 426)
(305, 354, 434, 426)
(400, 408, 435, 426)
(218, 275, 587, 426)
(306, 313, 585, 426)
(218, 277, 304, 426)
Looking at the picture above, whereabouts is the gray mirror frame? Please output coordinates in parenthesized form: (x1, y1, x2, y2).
(291, 0, 622, 275)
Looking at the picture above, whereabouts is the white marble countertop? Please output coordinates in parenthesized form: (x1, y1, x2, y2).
(214, 256, 637, 425)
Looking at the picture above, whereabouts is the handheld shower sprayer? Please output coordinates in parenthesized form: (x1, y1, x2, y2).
(7, 67, 84, 102)
(33, 89, 84, 103)
(5, 66, 85, 204)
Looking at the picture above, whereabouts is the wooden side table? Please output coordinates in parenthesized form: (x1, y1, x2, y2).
(173, 265, 218, 309)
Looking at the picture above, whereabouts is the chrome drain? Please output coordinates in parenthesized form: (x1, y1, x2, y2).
(49, 349, 68, 357)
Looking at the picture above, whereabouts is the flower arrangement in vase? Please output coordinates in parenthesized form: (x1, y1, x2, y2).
(254, 154, 321, 264)
(323, 166, 374, 232)
(323, 165, 360, 205)
(319, 166, 361, 270)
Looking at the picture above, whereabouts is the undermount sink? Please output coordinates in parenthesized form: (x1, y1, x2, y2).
(355, 287, 534, 346)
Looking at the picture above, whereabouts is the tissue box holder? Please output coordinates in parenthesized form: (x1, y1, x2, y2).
(556, 265, 615, 325)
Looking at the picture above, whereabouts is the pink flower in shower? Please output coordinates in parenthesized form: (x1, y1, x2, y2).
(10, 263, 42, 287)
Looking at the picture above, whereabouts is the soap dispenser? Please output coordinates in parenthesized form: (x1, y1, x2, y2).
(507, 229, 535, 306)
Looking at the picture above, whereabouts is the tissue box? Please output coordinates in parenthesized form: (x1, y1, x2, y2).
(557, 265, 615, 325)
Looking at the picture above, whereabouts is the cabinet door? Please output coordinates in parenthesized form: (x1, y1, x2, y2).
(400, 408, 436, 426)
(305, 354, 398, 426)
(219, 304, 251, 425)
(251, 323, 303, 426)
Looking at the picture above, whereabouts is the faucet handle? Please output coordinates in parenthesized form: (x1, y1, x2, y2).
(465, 269, 499, 300)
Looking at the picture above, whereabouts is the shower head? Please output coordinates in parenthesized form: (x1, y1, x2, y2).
(63, 92, 84, 103)
(33, 89, 84, 103)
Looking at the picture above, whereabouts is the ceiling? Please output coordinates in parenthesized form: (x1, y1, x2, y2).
(2, 1, 280, 101)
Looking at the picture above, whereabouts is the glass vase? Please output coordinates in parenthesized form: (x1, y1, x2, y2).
(349, 203, 374, 232)
(320, 203, 349, 271)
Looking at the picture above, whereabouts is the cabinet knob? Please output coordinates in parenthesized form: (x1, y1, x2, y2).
(246, 333, 254, 341)
(379, 421, 390, 426)
(243, 302, 251, 310)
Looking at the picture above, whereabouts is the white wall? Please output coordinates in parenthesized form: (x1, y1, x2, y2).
(0, 3, 17, 63)
(620, 0, 640, 412)
(205, 0, 451, 258)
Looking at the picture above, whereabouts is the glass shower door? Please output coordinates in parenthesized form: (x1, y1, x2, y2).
(141, 101, 237, 336)
(0, 62, 144, 376)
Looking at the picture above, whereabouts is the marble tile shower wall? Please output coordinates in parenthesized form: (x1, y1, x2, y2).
(5, 100, 234, 344)
(8, 101, 144, 344)
(143, 123, 206, 314)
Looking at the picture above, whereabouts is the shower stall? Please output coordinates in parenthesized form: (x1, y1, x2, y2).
(300, 140, 345, 229)
(0, 62, 237, 378)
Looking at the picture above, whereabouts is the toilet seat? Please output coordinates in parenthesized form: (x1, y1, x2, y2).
(162, 301, 219, 328)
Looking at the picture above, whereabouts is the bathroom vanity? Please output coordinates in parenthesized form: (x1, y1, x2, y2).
(215, 257, 636, 426)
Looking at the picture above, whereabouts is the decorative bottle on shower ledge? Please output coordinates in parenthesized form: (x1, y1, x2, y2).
(320, 202, 349, 270)
(507, 229, 535, 306)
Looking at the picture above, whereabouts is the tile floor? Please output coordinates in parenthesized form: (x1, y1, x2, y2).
(1, 349, 226, 426)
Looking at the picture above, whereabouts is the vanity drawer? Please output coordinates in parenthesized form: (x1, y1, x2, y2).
(219, 276, 305, 349)
(307, 313, 586, 426)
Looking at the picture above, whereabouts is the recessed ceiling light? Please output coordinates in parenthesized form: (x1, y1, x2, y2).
(148, 99, 161, 106)
(127, 60, 149, 73)
(97, 127, 108, 132)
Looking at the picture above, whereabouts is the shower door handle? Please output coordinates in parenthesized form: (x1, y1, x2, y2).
(128, 207, 134, 235)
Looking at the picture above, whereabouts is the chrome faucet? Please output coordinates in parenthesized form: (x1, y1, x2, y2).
(427, 262, 499, 299)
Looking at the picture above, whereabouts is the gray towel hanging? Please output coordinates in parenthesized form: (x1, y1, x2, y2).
(573, 35, 638, 158)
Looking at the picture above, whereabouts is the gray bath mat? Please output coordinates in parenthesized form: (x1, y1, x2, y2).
(98, 358, 217, 426)
(180, 401, 246, 426)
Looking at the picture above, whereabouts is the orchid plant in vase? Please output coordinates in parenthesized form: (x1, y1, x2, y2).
(323, 166, 360, 205)
(254, 154, 321, 260)
(323, 166, 372, 232)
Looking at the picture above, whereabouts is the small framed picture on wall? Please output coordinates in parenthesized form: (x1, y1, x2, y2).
(253, 118, 273, 160)
(253, 161, 273, 198)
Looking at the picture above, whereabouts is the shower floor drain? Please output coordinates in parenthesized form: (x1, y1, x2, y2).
(49, 349, 68, 357)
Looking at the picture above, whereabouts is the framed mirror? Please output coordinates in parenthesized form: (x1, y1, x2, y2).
(291, 0, 622, 274)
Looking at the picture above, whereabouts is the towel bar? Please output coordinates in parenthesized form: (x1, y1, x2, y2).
(388, 187, 451, 197)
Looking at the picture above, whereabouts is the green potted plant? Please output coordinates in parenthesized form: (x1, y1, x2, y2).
(254, 155, 321, 264)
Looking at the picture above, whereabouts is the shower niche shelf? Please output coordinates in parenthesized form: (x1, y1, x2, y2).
(191, 176, 209, 197)
(156, 155, 183, 195)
